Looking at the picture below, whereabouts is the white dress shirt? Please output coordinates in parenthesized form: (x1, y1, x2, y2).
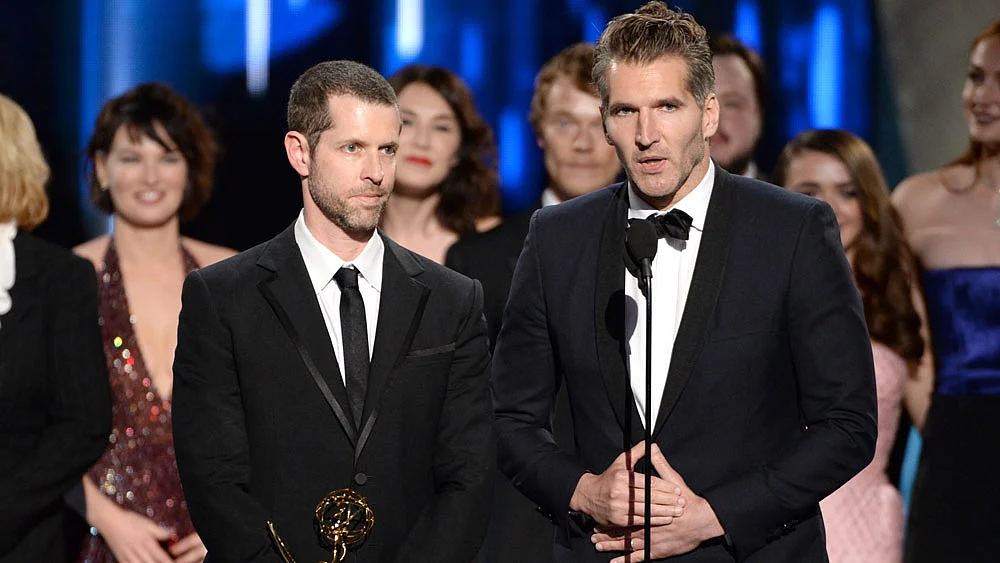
(294, 211, 383, 383)
(625, 163, 715, 429)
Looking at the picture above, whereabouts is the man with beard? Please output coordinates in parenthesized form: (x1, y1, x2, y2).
(492, 3, 876, 561)
(172, 60, 493, 563)
(709, 33, 767, 180)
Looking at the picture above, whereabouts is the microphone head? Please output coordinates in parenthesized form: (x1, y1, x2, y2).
(626, 218, 658, 264)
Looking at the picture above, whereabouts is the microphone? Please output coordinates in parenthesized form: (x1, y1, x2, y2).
(625, 217, 658, 562)
(626, 218, 658, 295)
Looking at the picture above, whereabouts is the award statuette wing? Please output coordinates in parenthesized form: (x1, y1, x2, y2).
(266, 488, 375, 563)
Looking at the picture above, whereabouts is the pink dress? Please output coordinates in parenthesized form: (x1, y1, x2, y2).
(820, 341, 906, 563)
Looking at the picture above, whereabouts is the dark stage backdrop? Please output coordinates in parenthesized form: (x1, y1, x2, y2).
(1, 0, 890, 251)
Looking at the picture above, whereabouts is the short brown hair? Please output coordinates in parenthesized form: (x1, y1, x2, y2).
(389, 65, 499, 236)
(593, 1, 714, 109)
(0, 93, 50, 230)
(773, 129, 924, 364)
(288, 60, 399, 153)
(85, 82, 219, 221)
(529, 42, 598, 137)
(709, 33, 767, 117)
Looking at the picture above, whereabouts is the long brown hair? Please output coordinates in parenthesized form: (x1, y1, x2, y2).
(773, 129, 924, 363)
(389, 65, 499, 236)
(947, 19, 1000, 184)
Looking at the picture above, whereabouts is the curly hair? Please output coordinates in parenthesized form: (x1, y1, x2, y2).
(773, 129, 924, 363)
(85, 82, 219, 221)
(593, 1, 714, 110)
(0, 94, 50, 230)
(389, 65, 500, 237)
(529, 42, 598, 138)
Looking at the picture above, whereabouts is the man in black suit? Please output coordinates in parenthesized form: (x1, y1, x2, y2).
(446, 42, 621, 348)
(445, 43, 621, 563)
(709, 33, 768, 181)
(492, 3, 877, 562)
(172, 60, 493, 563)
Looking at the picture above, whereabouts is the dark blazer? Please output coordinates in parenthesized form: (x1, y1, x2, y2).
(492, 167, 878, 562)
(172, 223, 493, 563)
(447, 207, 564, 563)
(0, 232, 111, 562)
(446, 207, 534, 349)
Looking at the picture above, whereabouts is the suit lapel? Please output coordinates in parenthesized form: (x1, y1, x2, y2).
(257, 224, 357, 446)
(652, 165, 733, 437)
(355, 234, 429, 459)
(595, 184, 645, 445)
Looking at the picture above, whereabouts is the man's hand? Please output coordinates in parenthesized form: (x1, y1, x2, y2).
(569, 441, 686, 528)
(591, 444, 725, 561)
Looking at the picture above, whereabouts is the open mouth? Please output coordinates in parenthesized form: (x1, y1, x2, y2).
(637, 156, 667, 174)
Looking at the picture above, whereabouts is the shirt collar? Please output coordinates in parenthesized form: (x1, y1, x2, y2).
(540, 187, 563, 208)
(293, 210, 384, 294)
(627, 159, 715, 232)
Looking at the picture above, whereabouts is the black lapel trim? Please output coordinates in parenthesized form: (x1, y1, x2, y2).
(652, 165, 733, 437)
(595, 184, 644, 446)
(354, 235, 429, 460)
(256, 224, 358, 446)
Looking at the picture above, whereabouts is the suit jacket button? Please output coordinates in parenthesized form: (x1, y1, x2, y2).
(354, 472, 368, 486)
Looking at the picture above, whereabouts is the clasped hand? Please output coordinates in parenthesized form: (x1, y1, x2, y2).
(569, 441, 725, 562)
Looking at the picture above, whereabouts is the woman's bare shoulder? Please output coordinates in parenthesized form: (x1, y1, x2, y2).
(73, 235, 110, 270)
(474, 215, 502, 233)
(182, 237, 239, 267)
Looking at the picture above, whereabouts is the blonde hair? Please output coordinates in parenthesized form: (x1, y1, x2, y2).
(0, 93, 50, 230)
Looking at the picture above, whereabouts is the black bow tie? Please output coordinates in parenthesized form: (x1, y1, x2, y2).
(647, 209, 693, 240)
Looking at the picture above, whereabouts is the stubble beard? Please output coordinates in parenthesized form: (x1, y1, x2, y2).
(307, 174, 388, 235)
(620, 128, 707, 209)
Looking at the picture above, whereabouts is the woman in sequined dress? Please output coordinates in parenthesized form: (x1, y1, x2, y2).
(773, 129, 929, 563)
(74, 83, 236, 563)
(891, 20, 1000, 562)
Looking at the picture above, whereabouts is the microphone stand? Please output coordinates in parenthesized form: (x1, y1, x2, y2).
(640, 272, 652, 563)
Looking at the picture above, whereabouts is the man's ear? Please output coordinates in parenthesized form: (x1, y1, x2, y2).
(702, 93, 720, 140)
(284, 131, 311, 177)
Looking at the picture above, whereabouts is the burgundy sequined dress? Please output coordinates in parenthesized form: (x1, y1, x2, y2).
(79, 241, 199, 562)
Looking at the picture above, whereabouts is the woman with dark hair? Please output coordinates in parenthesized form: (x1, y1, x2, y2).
(773, 129, 929, 563)
(891, 19, 1000, 562)
(0, 93, 111, 563)
(74, 82, 235, 563)
(382, 65, 500, 263)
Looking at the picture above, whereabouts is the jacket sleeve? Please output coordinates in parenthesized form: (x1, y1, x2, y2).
(0, 257, 111, 554)
(172, 270, 283, 562)
(491, 212, 590, 523)
(702, 201, 878, 560)
(392, 278, 495, 562)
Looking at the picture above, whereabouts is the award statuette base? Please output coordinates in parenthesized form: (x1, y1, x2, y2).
(266, 488, 375, 563)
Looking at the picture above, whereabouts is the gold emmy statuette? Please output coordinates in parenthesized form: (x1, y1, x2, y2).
(266, 488, 374, 563)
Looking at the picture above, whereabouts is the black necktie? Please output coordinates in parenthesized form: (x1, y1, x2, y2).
(648, 209, 693, 240)
(334, 267, 369, 429)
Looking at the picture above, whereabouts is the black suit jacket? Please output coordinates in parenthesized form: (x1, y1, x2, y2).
(172, 223, 493, 563)
(493, 168, 878, 562)
(0, 232, 111, 562)
(446, 207, 535, 349)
